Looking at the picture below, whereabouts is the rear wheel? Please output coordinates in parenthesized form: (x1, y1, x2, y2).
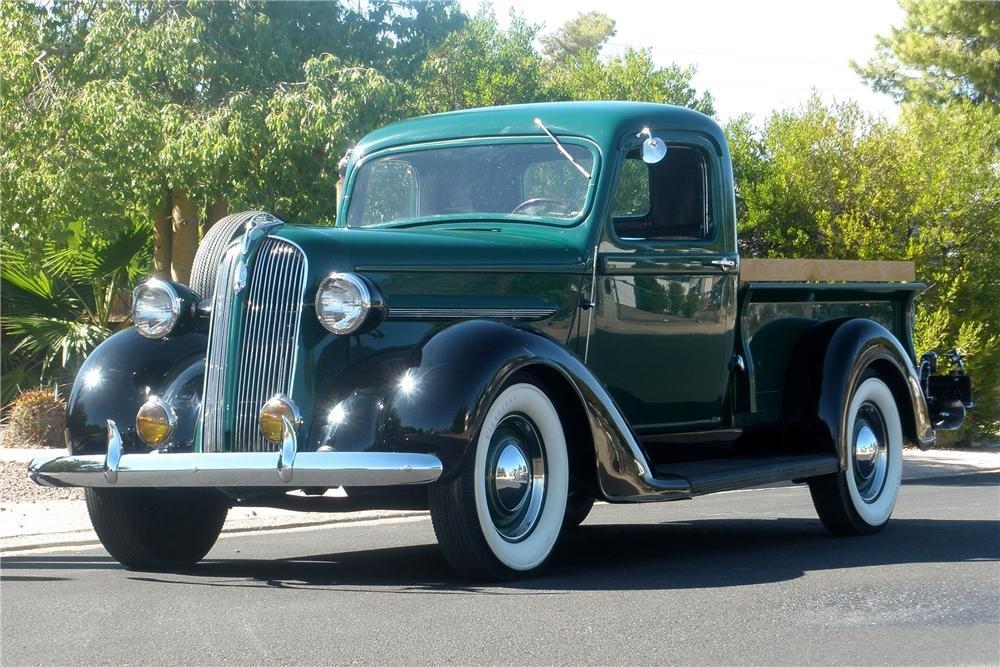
(809, 372, 903, 535)
(429, 379, 569, 580)
(86, 488, 229, 570)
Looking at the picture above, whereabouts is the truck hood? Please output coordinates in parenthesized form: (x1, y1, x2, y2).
(273, 224, 589, 280)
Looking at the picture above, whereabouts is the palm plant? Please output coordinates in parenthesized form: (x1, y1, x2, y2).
(1, 225, 150, 404)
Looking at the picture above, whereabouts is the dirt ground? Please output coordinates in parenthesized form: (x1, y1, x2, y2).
(0, 461, 82, 502)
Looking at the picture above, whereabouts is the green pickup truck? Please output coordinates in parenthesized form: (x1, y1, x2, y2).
(30, 102, 972, 580)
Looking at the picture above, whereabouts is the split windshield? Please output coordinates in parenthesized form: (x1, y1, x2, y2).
(346, 141, 595, 228)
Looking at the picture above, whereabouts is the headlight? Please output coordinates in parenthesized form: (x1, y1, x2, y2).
(133, 279, 181, 339)
(315, 273, 385, 335)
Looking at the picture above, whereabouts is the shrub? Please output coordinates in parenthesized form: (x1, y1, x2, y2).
(2, 387, 66, 449)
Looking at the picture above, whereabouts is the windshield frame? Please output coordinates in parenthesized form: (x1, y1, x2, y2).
(339, 135, 603, 229)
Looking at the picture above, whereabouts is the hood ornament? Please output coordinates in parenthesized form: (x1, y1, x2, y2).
(233, 213, 285, 294)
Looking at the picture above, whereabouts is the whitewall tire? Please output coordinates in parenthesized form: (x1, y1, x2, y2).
(429, 379, 569, 579)
(810, 373, 904, 534)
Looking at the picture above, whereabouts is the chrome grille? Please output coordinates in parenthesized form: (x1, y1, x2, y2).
(201, 244, 239, 452)
(201, 238, 307, 452)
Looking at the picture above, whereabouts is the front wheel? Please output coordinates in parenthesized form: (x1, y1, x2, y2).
(86, 488, 229, 570)
(429, 379, 569, 580)
(809, 373, 904, 535)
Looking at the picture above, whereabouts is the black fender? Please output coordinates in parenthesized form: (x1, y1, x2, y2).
(784, 317, 935, 468)
(67, 328, 207, 455)
(343, 319, 690, 501)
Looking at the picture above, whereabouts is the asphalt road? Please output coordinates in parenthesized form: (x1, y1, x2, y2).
(2, 466, 998, 665)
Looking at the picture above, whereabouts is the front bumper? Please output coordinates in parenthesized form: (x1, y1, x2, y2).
(29, 419, 442, 489)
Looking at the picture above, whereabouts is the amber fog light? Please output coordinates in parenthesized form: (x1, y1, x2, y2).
(136, 397, 175, 446)
(259, 395, 301, 443)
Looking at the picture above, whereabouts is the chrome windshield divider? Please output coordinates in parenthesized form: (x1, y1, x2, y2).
(104, 419, 123, 484)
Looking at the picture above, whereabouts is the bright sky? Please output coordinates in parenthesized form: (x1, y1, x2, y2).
(459, 0, 905, 123)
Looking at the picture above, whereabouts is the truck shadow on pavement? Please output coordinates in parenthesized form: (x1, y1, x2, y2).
(4, 515, 997, 592)
(902, 471, 1000, 487)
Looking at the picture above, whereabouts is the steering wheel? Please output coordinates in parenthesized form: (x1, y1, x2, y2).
(511, 197, 574, 216)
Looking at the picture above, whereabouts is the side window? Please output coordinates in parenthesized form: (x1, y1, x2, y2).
(358, 160, 417, 226)
(612, 158, 651, 218)
(612, 145, 711, 241)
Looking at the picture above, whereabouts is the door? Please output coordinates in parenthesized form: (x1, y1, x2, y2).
(585, 137, 737, 432)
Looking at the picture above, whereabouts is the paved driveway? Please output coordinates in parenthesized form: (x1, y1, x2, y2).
(2, 458, 997, 664)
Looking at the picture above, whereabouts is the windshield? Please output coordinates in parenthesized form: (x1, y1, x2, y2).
(346, 141, 595, 228)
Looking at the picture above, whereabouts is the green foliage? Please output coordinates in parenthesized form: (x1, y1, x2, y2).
(2, 0, 463, 260)
(541, 11, 617, 62)
(612, 158, 651, 217)
(854, 0, 1000, 105)
(416, 7, 546, 114)
(416, 7, 714, 115)
(547, 48, 714, 115)
(1, 226, 151, 402)
(727, 96, 912, 259)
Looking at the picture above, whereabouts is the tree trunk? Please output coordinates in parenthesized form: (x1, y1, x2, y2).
(204, 196, 229, 235)
(153, 191, 172, 280)
(170, 187, 198, 285)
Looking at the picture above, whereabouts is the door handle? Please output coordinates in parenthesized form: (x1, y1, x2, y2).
(707, 258, 736, 271)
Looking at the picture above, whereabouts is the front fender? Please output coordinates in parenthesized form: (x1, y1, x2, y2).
(67, 328, 207, 455)
(785, 318, 935, 467)
(370, 320, 689, 501)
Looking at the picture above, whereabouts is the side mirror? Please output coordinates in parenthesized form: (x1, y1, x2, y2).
(637, 127, 667, 164)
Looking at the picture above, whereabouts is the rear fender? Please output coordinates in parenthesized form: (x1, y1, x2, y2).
(784, 318, 934, 467)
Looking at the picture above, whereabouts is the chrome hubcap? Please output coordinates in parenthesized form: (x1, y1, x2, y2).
(853, 402, 889, 503)
(485, 414, 546, 542)
(494, 443, 530, 512)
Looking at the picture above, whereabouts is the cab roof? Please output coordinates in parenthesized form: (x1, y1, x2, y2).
(352, 101, 726, 158)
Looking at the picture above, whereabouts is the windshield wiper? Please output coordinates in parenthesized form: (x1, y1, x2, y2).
(534, 117, 591, 180)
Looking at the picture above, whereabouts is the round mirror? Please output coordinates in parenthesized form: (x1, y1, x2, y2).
(641, 136, 668, 164)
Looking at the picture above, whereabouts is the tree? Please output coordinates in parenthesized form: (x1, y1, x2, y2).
(723, 114, 770, 256)
(726, 96, 912, 260)
(416, 7, 546, 114)
(2, 0, 462, 283)
(417, 8, 714, 116)
(899, 102, 999, 436)
(547, 48, 715, 115)
(853, 0, 1000, 105)
(541, 11, 616, 62)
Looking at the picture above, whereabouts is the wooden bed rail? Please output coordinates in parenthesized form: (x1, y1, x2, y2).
(740, 259, 916, 284)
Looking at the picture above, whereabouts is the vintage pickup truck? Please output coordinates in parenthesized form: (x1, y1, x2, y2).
(29, 102, 972, 579)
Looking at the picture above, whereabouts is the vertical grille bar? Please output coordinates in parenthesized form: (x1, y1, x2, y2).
(201, 237, 306, 453)
(201, 244, 239, 453)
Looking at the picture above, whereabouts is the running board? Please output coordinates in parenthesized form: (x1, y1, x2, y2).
(652, 454, 839, 497)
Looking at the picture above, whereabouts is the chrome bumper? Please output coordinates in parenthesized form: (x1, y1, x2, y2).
(29, 419, 442, 489)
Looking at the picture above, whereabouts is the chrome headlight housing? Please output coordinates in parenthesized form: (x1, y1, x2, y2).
(133, 279, 182, 339)
(315, 273, 386, 335)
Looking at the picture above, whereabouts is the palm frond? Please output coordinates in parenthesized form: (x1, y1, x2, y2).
(2, 225, 150, 391)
